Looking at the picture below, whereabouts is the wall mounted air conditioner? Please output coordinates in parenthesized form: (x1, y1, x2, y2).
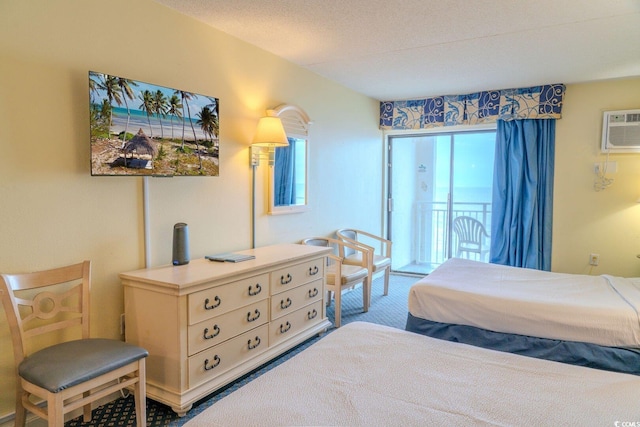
(601, 109, 640, 153)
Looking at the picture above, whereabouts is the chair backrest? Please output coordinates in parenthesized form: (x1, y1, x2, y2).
(0, 261, 91, 366)
(301, 238, 338, 264)
(452, 216, 487, 253)
(335, 229, 357, 257)
(301, 238, 331, 248)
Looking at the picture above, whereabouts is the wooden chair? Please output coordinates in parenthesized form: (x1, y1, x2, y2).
(0, 261, 148, 427)
(336, 228, 392, 307)
(301, 238, 369, 327)
(452, 216, 490, 262)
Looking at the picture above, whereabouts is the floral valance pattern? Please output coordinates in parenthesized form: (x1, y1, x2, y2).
(380, 84, 565, 130)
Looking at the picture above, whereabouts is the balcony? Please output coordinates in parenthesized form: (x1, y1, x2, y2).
(397, 201, 491, 275)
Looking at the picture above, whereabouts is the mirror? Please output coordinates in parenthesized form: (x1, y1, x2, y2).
(268, 105, 311, 215)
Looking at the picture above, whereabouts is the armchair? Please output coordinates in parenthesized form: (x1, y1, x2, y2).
(301, 237, 369, 327)
(336, 228, 392, 307)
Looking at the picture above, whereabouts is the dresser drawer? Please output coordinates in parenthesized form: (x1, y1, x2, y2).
(270, 258, 324, 295)
(189, 273, 269, 325)
(270, 278, 323, 320)
(269, 300, 323, 347)
(188, 299, 269, 356)
(188, 324, 269, 388)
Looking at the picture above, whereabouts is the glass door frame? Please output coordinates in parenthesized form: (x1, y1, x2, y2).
(384, 124, 496, 275)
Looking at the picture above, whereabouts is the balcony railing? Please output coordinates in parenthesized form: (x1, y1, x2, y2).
(415, 201, 491, 265)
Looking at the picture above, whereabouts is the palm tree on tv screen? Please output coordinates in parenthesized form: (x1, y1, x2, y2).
(176, 90, 203, 170)
(139, 90, 155, 138)
(116, 77, 138, 142)
(96, 74, 121, 130)
(89, 74, 110, 138)
(167, 94, 183, 140)
(153, 90, 168, 139)
(196, 106, 218, 146)
(89, 75, 98, 103)
(206, 98, 219, 147)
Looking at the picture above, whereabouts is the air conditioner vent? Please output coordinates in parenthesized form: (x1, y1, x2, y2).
(626, 113, 640, 123)
(601, 109, 640, 153)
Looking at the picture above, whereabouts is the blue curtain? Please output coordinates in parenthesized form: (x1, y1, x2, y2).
(490, 119, 555, 270)
(274, 140, 296, 206)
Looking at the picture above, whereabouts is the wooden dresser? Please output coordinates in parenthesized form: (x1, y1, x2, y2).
(120, 243, 331, 416)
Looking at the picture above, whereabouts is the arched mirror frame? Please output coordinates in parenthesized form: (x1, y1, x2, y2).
(268, 104, 311, 215)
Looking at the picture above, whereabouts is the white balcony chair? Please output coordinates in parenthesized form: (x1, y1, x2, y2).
(452, 215, 490, 262)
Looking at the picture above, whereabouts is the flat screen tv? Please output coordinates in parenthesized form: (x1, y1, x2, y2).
(89, 71, 219, 176)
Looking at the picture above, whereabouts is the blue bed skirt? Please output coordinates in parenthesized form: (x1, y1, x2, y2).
(405, 312, 640, 376)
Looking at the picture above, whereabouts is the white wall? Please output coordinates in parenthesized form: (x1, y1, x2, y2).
(553, 78, 640, 275)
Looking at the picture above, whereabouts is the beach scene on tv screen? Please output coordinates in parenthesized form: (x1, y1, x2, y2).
(89, 71, 219, 176)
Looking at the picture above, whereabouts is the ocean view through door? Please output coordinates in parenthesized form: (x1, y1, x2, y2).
(389, 131, 495, 275)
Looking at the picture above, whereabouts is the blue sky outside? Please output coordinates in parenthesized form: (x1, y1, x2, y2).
(435, 131, 495, 203)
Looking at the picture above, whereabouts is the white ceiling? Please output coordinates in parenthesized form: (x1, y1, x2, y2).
(153, 0, 640, 101)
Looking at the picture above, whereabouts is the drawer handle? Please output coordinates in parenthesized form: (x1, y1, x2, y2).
(309, 265, 319, 276)
(247, 309, 261, 322)
(307, 309, 318, 320)
(203, 325, 220, 340)
(280, 321, 291, 334)
(247, 336, 261, 350)
(308, 288, 319, 298)
(280, 273, 292, 285)
(248, 283, 262, 296)
(204, 355, 221, 371)
(280, 297, 292, 309)
(204, 296, 221, 310)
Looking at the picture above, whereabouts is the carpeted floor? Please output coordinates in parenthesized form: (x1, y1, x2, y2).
(65, 273, 423, 426)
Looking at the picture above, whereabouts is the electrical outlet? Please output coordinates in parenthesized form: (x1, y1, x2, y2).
(589, 253, 599, 266)
(594, 162, 617, 174)
(120, 313, 125, 335)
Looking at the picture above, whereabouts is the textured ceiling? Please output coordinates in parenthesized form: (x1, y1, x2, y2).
(153, 0, 640, 101)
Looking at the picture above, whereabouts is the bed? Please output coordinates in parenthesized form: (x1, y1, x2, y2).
(406, 257, 640, 374)
(184, 322, 640, 426)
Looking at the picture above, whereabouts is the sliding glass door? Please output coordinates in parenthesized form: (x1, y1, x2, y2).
(388, 130, 495, 275)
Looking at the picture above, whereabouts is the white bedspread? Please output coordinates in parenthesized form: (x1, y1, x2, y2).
(185, 322, 640, 426)
(409, 258, 640, 347)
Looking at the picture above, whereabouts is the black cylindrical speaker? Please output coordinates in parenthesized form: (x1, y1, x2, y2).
(172, 222, 190, 265)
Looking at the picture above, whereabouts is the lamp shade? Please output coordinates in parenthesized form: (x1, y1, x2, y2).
(252, 116, 289, 147)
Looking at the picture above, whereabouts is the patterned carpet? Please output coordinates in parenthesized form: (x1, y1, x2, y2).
(65, 273, 423, 426)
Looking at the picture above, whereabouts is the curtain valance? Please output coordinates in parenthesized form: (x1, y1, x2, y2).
(380, 83, 565, 130)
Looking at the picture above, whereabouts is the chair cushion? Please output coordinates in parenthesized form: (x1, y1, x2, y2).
(327, 264, 368, 286)
(19, 338, 148, 393)
(344, 254, 391, 271)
